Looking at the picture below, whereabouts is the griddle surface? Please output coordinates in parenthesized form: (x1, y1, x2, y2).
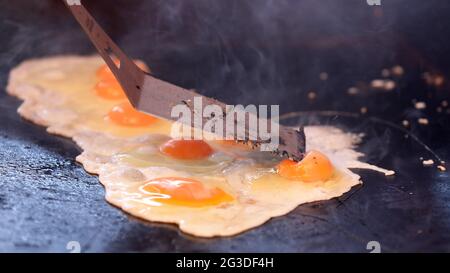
(1, 0, 449, 252)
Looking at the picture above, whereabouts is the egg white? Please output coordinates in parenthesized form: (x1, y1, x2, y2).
(7, 56, 392, 237)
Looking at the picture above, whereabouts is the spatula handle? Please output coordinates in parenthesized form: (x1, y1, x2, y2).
(63, 0, 145, 101)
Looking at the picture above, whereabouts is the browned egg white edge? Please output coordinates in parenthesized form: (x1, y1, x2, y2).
(6, 55, 395, 238)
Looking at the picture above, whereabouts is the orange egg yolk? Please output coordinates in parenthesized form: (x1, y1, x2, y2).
(160, 140, 214, 160)
(277, 150, 334, 182)
(142, 177, 234, 207)
(107, 102, 158, 127)
(94, 79, 127, 100)
(96, 59, 121, 80)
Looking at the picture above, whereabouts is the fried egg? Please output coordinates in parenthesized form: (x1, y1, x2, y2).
(6, 56, 394, 237)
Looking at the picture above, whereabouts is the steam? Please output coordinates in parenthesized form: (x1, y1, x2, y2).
(2, 0, 410, 119)
(115, 0, 398, 114)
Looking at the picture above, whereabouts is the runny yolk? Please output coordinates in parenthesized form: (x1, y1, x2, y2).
(160, 140, 214, 160)
(94, 79, 127, 100)
(107, 102, 158, 127)
(141, 177, 234, 207)
(276, 150, 334, 182)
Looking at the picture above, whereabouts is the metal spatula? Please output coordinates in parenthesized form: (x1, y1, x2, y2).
(63, 0, 305, 161)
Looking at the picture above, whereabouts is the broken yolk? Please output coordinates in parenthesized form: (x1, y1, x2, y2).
(94, 79, 127, 100)
(107, 102, 158, 127)
(277, 150, 334, 182)
(142, 177, 234, 207)
(96, 60, 150, 80)
(160, 140, 214, 160)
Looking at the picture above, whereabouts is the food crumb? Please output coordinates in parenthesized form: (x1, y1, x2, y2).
(418, 118, 429, 125)
(437, 165, 446, 172)
(391, 65, 404, 76)
(360, 107, 368, 114)
(414, 101, 427, 110)
(384, 80, 396, 91)
(423, 72, 445, 87)
(381, 68, 390, 77)
(402, 120, 410, 127)
(442, 100, 449, 108)
(319, 72, 328, 81)
(422, 159, 434, 166)
(434, 75, 445, 87)
(371, 79, 385, 89)
(307, 91, 317, 100)
(371, 79, 396, 91)
(385, 170, 396, 176)
(347, 87, 359, 95)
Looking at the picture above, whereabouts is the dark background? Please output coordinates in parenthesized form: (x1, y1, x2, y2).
(0, 0, 449, 252)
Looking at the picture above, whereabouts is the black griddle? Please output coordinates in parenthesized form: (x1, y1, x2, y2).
(1, 0, 449, 252)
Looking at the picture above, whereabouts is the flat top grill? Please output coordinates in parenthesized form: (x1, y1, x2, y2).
(0, 0, 449, 252)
